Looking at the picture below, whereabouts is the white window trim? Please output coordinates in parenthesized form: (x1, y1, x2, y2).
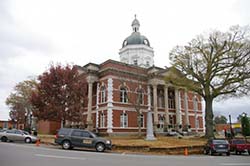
(120, 87, 128, 103)
(120, 112, 128, 128)
(100, 86, 106, 103)
(100, 112, 105, 128)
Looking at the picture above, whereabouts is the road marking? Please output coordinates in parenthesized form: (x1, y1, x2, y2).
(35, 154, 86, 160)
(220, 163, 250, 166)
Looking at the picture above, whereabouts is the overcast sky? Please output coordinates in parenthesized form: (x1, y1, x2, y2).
(0, 0, 249, 122)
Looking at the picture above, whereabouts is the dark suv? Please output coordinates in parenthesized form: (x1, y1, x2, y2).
(55, 128, 112, 152)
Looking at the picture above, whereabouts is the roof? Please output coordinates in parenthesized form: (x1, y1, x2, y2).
(122, 32, 150, 47)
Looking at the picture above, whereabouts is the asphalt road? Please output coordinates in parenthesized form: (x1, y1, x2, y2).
(0, 142, 250, 166)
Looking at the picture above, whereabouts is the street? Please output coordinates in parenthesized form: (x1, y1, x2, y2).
(0, 142, 250, 166)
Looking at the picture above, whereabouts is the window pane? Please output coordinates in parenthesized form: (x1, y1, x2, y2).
(82, 131, 90, 137)
(140, 115, 144, 127)
(72, 131, 82, 137)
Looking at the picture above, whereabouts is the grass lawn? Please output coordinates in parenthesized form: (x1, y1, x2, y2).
(39, 134, 206, 148)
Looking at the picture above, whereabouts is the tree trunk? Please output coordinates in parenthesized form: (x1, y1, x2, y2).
(204, 97, 214, 138)
(137, 114, 142, 138)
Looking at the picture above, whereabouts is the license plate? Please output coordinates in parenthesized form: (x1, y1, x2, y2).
(218, 145, 224, 148)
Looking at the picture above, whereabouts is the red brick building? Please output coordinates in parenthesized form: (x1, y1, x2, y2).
(76, 59, 203, 135)
(73, 16, 204, 135)
(38, 16, 204, 135)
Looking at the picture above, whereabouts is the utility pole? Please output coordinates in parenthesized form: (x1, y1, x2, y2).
(229, 115, 233, 139)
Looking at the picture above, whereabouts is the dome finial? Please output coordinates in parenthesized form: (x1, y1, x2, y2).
(132, 15, 140, 32)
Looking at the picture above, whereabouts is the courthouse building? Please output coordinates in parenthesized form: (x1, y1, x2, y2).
(76, 17, 204, 134)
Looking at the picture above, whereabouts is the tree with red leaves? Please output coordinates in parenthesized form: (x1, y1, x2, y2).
(31, 64, 87, 127)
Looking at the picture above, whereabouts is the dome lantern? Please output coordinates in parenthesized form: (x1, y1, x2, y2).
(119, 15, 154, 68)
(132, 14, 140, 32)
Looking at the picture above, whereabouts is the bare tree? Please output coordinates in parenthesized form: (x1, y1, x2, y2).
(166, 25, 250, 138)
(118, 67, 146, 138)
(6, 79, 37, 130)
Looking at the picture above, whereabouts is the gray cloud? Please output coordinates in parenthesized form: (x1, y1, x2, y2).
(0, 1, 55, 120)
(0, 1, 53, 60)
(214, 97, 250, 122)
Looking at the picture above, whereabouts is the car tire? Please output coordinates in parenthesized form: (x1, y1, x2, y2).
(62, 140, 71, 150)
(1, 136, 7, 142)
(226, 152, 230, 156)
(25, 137, 32, 143)
(248, 150, 250, 155)
(95, 143, 105, 152)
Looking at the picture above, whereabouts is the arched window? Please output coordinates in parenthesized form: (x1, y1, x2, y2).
(100, 113, 105, 127)
(120, 86, 128, 103)
(136, 87, 144, 105)
(133, 59, 138, 65)
(120, 113, 128, 128)
(100, 86, 106, 103)
(168, 91, 175, 109)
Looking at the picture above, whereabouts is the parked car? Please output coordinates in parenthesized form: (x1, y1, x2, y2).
(204, 139, 230, 156)
(0, 129, 38, 143)
(55, 128, 112, 152)
(229, 139, 250, 155)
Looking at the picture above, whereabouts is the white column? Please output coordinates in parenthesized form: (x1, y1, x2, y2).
(164, 86, 169, 126)
(87, 81, 93, 130)
(147, 85, 151, 112)
(145, 85, 156, 140)
(153, 84, 158, 130)
(95, 83, 100, 131)
(107, 78, 113, 133)
(184, 90, 190, 127)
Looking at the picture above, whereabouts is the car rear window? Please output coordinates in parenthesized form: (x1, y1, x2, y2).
(232, 139, 245, 144)
(213, 140, 228, 144)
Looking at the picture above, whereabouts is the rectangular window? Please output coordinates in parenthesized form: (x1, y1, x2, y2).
(100, 86, 106, 103)
(137, 89, 143, 105)
(100, 113, 105, 128)
(196, 118, 200, 129)
(120, 113, 128, 128)
(120, 88, 128, 103)
(140, 114, 144, 128)
(133, 59, 138, 65)
(168, 99, 175, 109)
